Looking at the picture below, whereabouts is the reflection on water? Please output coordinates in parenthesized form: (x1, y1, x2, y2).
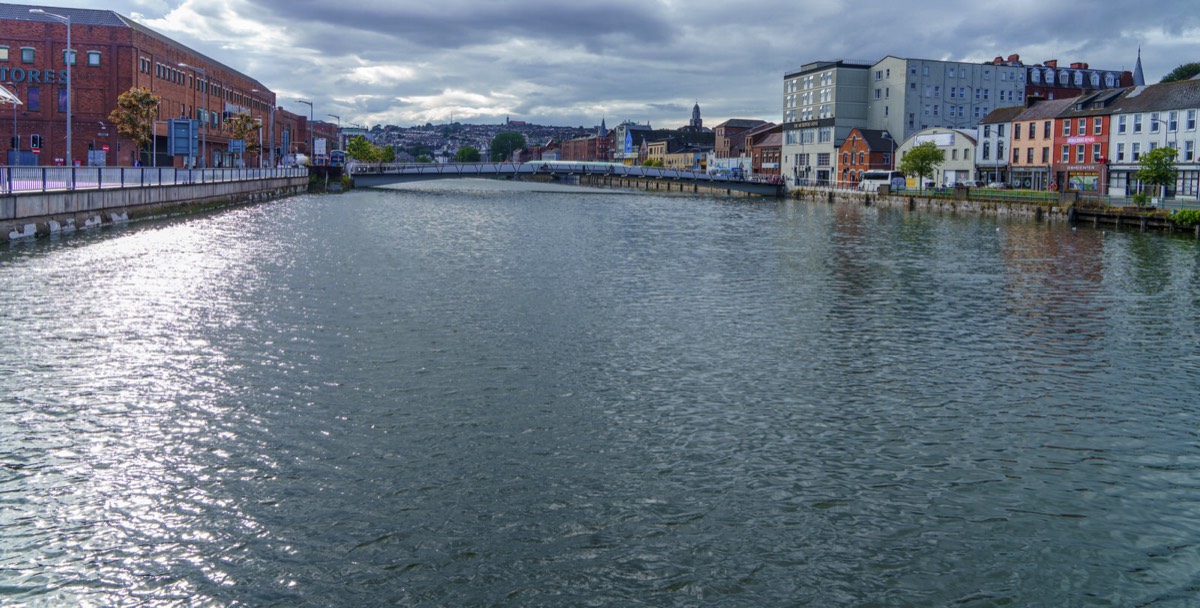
(2, 182, 1200, 606)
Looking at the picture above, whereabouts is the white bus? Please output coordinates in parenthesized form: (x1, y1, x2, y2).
(858, 170, 906, 192)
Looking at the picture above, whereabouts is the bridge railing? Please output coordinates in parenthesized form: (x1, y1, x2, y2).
(1, 166, 308, 194)
(349, 161, 764, 183)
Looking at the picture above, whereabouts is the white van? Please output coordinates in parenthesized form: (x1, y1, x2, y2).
(858, 170, 906, 192)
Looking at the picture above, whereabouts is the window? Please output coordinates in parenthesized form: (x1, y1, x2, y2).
(63, 49, 75, 65)
(1013, 147, 1020, 163)
(1063, 121, 1071, 137)
(1186, 140, 1195, 162)
(952, 149, 958, 160)
(1169, 111, 1178, 131)
(1187, 110, 1197, 131)
(87, 51, 100, 66)
(817, 153, 830, 166)
(874, 88, 881, 100)
(886, 68, 890, 78)
(1027, 148, 1034, 163)
(1076, 144, 1085, 163)
(1042, 147, 1049, 163)
(983, 141, 991, 160)
(27, 86, 39, 111)
(923, 65, 929, 76)
(1028, 123, 1035, 139)
(875, 70, 883, 80)
(842, 152, 849, 165)
(1061, 145, 1069, 162)
(998, 124, 1005, 137)
(0, 46, 8, 62)
(21, 47, 34, 63)
(1151, 113, 1160, 133)
(1092, 144, 1102, 162)
(1118, 115, 1127, 134)
(997, 141, 1005, 159)
(1015, 124, 1022, 140)
(1044, 121, 1051, 138)
(1134, 114, 1143, 133)
(1094, 117, 1103, 135)
(1117, 143, 1125, 161)
(949, 67, 956, 77)
(57, 87, 66, 113)
(1078, 118, 1086, 134)
(983, 125, 991, 137)
(1132, 142, 1141, 161)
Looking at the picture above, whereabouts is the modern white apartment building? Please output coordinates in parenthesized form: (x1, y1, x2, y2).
(781, 60, 871, 187)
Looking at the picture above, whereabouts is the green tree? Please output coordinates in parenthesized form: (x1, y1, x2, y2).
(224, 112, 261, 166)
(108, 87, 161, 165)
(489, 131, 526, 161)
(1160, 62, 1200, 83)
(1136, 146, 1178, 205)
(380, 145, 395, 163)
(346, 135, 379, 162)
(898, 142, 944, 190)
(641, 158, 663, 167)
(415, 154, 433, 163)
(455, 146, 481, 162)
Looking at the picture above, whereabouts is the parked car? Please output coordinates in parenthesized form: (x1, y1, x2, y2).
(986, 182, 1009, 189)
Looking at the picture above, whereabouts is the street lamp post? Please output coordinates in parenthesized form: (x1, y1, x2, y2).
(252, 89, 275, 168)
(29, 9, 70, 166)
(295, 99, 313, 162)
(6, 81, 17, 166)
(327, 114, 340, 150)
(179, 63, 207, 168)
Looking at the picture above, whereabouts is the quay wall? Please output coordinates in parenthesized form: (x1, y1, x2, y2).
(3, 176, 308, 241)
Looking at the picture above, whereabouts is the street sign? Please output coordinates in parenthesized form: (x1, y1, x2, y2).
(31, 148, 40, 155)
(102, 145, 109, 152)
(168, 119, 198, 156)
(229, 138, 245, 153)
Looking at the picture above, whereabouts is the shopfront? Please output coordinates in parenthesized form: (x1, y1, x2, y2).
(1062, 163, 1105, 194)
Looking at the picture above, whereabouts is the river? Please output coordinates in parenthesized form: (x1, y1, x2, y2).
(2, 180, 1199, 606)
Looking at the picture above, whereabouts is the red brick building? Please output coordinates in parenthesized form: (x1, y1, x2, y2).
(713, 118, 768, 158)
(747, 125, 782, 178)
(837, 128, 896, 187)
(1, 4, 280, 167)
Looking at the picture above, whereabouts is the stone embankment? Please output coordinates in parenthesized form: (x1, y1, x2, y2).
(4, 175, 308, 241)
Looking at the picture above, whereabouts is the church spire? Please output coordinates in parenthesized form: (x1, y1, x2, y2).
(1133, 46, 1146, 86)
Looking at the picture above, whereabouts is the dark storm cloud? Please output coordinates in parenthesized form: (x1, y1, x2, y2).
(243, 0, 677, 54)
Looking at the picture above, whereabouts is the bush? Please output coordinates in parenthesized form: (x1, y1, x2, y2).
(1169, 209, 1200, 227)
(1132, 191, 1150, 207)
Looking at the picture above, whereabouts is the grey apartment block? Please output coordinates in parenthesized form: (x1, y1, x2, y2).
(866, 56, 1028, 143)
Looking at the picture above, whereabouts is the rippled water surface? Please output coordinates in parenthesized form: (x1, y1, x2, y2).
(3, 181, 1200, 606)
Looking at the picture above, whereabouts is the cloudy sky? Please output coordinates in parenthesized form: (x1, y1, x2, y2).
(40, 0, 1200, 129)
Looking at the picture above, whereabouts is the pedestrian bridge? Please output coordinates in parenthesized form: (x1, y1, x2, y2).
(348, 162, 784, 197)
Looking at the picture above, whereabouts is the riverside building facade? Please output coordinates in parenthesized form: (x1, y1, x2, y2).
(0, 2, 290, 167)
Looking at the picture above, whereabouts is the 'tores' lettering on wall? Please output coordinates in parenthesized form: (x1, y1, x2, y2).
(0, 67, 70, 84)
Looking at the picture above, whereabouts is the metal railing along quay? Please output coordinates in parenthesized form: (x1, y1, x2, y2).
(2, 166, 308, 194)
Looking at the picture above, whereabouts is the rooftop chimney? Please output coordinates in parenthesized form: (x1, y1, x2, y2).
(1045, 59, 1058, 68)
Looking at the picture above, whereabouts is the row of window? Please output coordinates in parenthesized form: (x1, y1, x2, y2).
(1114, 140, 1197, 162)
(1116, 110, 1198, 134)
(0, 46, 101, 66)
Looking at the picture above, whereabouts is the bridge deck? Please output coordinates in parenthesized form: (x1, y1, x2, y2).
(349, 162, 783, 197)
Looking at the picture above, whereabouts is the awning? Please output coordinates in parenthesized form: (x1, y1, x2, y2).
(0, 83, 21, 106)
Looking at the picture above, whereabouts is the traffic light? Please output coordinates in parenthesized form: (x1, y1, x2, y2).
(30, 134, 41, 149)
(9, 136, 16, 149)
